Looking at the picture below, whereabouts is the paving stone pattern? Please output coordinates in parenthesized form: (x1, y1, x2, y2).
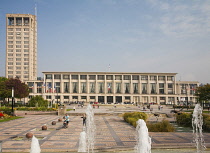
(0, 114, 210, 152)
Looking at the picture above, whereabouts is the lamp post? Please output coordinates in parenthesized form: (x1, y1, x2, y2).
(11, 87, 14, 115)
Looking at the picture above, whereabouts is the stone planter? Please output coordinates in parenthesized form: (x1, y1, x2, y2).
(26, 132, 33, 139)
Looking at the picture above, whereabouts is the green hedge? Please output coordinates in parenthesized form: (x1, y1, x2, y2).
(176, 113, 210, 131)
(176, 112, 192, 126)
(123, 112, 147, 127)
(0, 107, 57, 113)
(147, 120, 175, 132)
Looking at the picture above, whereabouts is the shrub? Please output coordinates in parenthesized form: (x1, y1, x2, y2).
(176, 112, 192, 126)
(123, 112, 147, 127)
(147, 120, 175, 132)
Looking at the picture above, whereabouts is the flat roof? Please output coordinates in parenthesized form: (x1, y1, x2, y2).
(42, 72, 177, 75)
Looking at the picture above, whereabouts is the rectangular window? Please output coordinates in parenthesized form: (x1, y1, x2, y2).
(24, 32, 29, 35)
(150, 76, 157, 81)
(106, 75, 113, 80)
(16, 36, 21, 39)
(132, 75, 139, 80)
(24, 41, 29, 44)
(124, 75, 131, 80)
(24, 54, 29, 57)
(16, 45, 21, 48)
(16, 32, 21, 35)
(46, 95, 52, 99)
(8, 71, 13, 74)
(90, 96, 95, 99)
(16, 54, 21, 57)
(54, 74, 61, 79)
(72, 75, 78, 80)
(89, 75, 96, 80)
(24, 45, 29, 48)
(8, 36, 13, 39)
(107, 83, 112, 93)
(16, 18, 22, 25)
(72, 82, 78, 93)
(167, 76, 174, 81)
(142, 83, 147, 94)
(8, 32, 13, 35)
(98, 83, 104, 93)
(8, 58, 13, 61)
(24, 58, 29, 61)
(8, 28, 13, 31)
(64, 82, 69, 93)
(24, 37, 29, 40)
(8, 66, 13, 69)
(16, 49, 21, 52)
(98, 75, 104, 80)
(55, 82, 60, 93)
(150, 83, 156, 94)
(80, 75, 87, 80)
(141, 75, 148, 80)
(8, 49, 13, 52)
(159, 83, 165, 94)
(81, 82, 86, 93)
(16, 58, 21, 61)
(8, 62, 13, 65)
(63, 75, 70, 79)
(8, 17, 14, 25)
(8, 53, 13, 56)
(8, 45, 13, 48)
(24, 28, 29, 31)
(16, 67, 21, 69)
(16, 28, 21, 31)
(116, 83, 121, 93)
(133, 83, 138, 94)
(16, 71, 21, 74)
(64, 96, 69, 99)
(124, 83, 130, 93)
(24, 17, 29, 25)
(16, 62, 21, 65)
(89, 82, 95, 93)
(46, 74, 52, 79)
(115, 75, 122, 80)
(158, 76, 165, 81)
(24, 49, 29, 52)
(8, 41, 13, 44)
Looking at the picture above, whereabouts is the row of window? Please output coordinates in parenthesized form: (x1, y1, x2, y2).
(8, 45, 29, 48)
(29, 82, 177, 95)
(8, 28, 29, 31)
(8, 41, 29, 44)
(8, 17, 30, 26)
(8, 58, 29, 61)
(8, 62, 29, 65)
(8, 75, 29, 79)
(8, 71, 29, 74)
(8, 36, 29, 40)
(8, 32, 29, 35)
(46, 74, 175, 81)
(8, 49, 29, 52)
(8, 66, 28, 70)
(8, 53, 29, 56)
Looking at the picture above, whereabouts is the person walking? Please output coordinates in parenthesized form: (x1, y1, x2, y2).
(63, 114, 70, 128)
(81, 114, 86, 126)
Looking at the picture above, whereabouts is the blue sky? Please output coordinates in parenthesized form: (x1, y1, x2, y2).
(0, 0, 210, 83)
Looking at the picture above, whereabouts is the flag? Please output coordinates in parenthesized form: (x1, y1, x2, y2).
(108, 83, 111, 91)
(42, 81, 46, 88)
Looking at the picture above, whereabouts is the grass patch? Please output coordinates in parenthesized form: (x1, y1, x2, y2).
(0, 116, 23, 122)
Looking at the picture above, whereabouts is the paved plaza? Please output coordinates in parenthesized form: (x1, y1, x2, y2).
(0, 105, 210, 152)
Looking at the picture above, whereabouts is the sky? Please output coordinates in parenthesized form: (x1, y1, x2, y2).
(0, 0, 210, 83)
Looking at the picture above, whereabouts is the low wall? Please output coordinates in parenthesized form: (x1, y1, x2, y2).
(14, 110, 57, 116)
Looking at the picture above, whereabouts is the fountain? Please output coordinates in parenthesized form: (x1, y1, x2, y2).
(192, 103, 206, 153)
(78, 131, 87, 152)
(85, 104, 96, 153)
(135, 119, 151, 153)
(30, 135, 41, 153)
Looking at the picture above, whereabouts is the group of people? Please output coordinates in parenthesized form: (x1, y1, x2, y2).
(63, 113, 86, 128)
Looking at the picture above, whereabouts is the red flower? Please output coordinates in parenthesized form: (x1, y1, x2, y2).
(0, 113, 4, 117)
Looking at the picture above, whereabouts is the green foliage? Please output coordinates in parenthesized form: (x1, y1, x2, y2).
(147, 120, 175, 132)
(123, 112, 147, 127)
(28, 96, 48, 107)
(202, 114, 210, 131)
(176, 113, 192, 126)
(195, 84, 210, 104)
(0, 107, 12, 115)
(15, 107, 56, 111)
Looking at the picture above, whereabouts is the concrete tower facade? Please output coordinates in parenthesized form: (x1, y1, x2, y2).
(6, 14, 37, 81)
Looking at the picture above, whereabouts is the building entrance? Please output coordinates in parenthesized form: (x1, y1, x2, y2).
(107, 96, 113, 104)
(98, 96, 104, 104)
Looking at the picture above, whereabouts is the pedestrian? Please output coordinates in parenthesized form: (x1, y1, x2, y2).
(63, 114, 70, 128)
(81, 114, 86, 126)
(73, 106, 76, 111)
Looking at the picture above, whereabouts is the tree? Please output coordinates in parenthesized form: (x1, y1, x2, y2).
(5, 78, 29, 99)
(195, 84, 210, 107)
(0, 77, 11, 99)
(28, 96, 48, 107)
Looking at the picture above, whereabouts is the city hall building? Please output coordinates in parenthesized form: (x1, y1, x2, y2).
(26, 72, 199, 105)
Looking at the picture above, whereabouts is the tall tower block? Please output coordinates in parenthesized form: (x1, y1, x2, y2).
(6, 14, 37, 81)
